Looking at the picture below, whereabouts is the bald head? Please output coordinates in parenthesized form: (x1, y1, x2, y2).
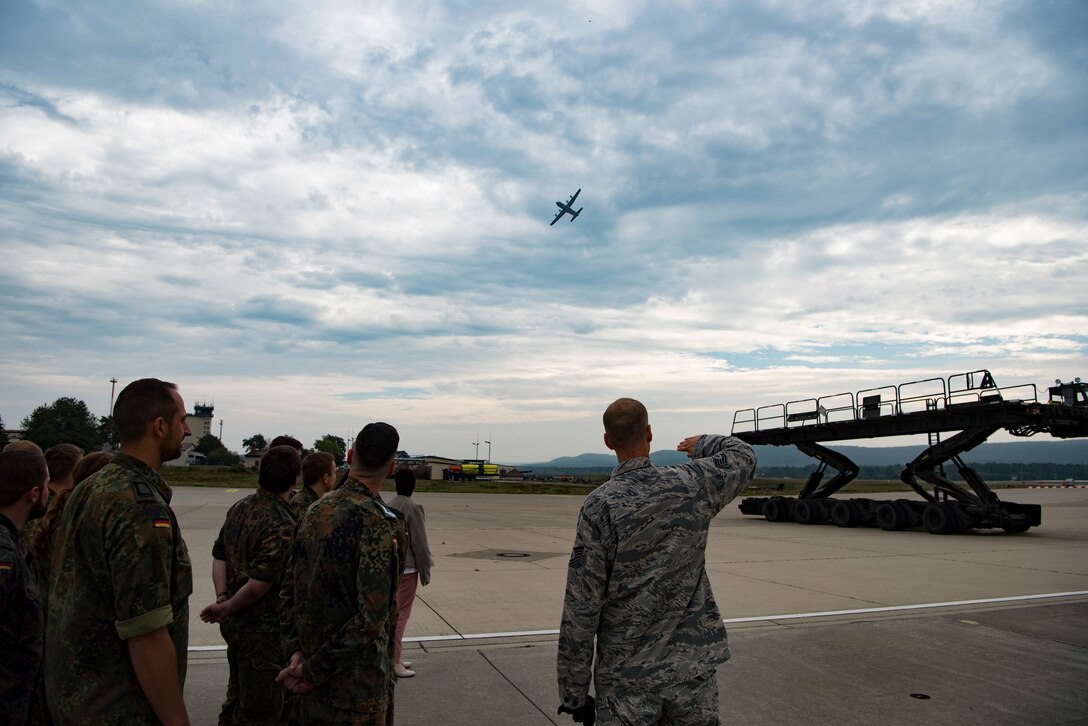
(603, 398, 651, 455)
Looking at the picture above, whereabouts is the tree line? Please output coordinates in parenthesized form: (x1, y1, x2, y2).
(243, 433, 349, 466)
(2, 397, 350, 468)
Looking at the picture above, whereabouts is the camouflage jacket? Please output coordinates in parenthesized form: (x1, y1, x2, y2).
(0, 513, 43, 726)
(557, 435, 756, 705)
(281, 479, 407, 719)
(45, 453, 193, 725)
(212, 488, 298, 633)
(288, 484, 319, 521)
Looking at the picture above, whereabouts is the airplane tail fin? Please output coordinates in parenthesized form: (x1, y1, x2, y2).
(571, 208, 582, 221)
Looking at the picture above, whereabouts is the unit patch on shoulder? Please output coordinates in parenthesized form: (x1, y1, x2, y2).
(568, 546, 584, 569)
(153, 518, 171, 529)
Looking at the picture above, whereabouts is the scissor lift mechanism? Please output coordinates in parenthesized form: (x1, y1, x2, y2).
(731, 371, 1088, 534)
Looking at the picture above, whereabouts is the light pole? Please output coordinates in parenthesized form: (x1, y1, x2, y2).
(109, 377, 118, 414)
(219, 419, 224, 441)
(472, 436, 480, 459)
(485, 433, 492, 462)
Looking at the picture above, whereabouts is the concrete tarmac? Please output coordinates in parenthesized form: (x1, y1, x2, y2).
(176, 486, 1088, 724)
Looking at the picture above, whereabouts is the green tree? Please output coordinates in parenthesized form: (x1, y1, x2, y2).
(206, 446, 241, 466)
(20, 397, 102, 451)
(98, 415, 120, 450)
(242, 433, 267, 452)
(0, 414, 8, 448)
(313, 435, 347, 466)
(195, 433, 223, 455)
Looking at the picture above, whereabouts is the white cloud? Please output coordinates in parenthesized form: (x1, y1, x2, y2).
(1, 0, 1085, 460)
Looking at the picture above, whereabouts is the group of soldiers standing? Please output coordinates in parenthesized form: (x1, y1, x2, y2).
(0, 378, 416, 725)
(3, 379, 759, 726)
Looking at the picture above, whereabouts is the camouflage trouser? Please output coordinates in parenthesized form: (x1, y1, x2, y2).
(597, 670, 720, 726)
(300, 702, 394, 726)
(218, 629, 285, 725)
(300, 680, 395, 726)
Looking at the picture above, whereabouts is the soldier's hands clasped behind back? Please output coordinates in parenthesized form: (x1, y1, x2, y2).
(557, 695, 596, 725)
(275, 650, 315, 694)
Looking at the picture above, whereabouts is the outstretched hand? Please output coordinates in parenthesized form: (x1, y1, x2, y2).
(677, 435, 702, 456)
(557, 695, 596, 725)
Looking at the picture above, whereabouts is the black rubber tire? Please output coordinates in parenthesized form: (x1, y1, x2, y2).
(764, 498, 790, 522)
(876, 502, 905, 531)
(923, 504, 954, 534)
(793, 499, 823, 525)
(830, 501, 858, 528)
(1001, 520, 1031, 534)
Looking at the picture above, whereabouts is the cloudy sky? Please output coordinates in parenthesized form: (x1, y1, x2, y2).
(1, 1, 1085, 462)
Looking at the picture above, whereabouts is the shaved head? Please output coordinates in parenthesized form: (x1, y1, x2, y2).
(603, 398, 649, 451)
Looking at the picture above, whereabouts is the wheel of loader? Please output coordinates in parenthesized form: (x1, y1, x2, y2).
(1001, 520, 1031, 534)
(923, 503, 957, 534)
(831, 501, 860, 528)
(764, 498, 791, 522)
(876, 502, 907, 531)
(794, 499, 822, 525)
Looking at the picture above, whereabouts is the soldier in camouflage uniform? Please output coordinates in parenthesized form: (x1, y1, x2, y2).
(557, 398, 756, 726)
(289, 452, 337, 519)
(200, 445, 301, 724)
(278, 422, 408, 725)
(0, 448, 49, 726)
(46, 378, 193, 726)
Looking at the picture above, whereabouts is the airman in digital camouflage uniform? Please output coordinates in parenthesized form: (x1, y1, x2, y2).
(200, 445, 301, 724)
(46, 378, 193, 726)
(557, 398, 757, 726)
(289, 452, 337, 519)
(0, 448, 49, 726)
(278, 422, 408, 725)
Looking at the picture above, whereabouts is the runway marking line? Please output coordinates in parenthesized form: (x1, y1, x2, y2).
(187, 590, 1088, 652)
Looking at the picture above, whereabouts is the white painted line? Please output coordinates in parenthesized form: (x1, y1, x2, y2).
(188, 590, 1088, 652)
(721, 590, 1088, 624)
(413, 628, 562, 642)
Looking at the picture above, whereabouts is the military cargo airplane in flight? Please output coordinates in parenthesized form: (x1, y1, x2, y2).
(550, 189, 583, 225)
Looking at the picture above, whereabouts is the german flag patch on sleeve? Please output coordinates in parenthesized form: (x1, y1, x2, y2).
(153, 518, 171, 529)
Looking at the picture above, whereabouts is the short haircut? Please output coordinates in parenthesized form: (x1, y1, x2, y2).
(269, 435, 303, 452)
(603, 398, 649, 450)
(45, 444, 84, 481)
(394, 467, 416, 497)
(29, 452, 113, 559)
(73, 452, 113, 485)
(4, 440, 43, 454)
(113, 379, 179, 444)
(351, 423, 399, 474)
(302, 452, 336, 486)
(259, 445, 302, 494)
(0, 449, 48, 507)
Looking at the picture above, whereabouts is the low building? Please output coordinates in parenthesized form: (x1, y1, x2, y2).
(243, 449, 262, 469)
(164, 442, 198, 467)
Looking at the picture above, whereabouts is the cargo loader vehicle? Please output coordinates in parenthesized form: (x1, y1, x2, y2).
(732, 371, 1088, 534)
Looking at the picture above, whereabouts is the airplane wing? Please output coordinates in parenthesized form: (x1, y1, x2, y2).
(567, 189, 581, 205)
(550, 209, 564, 226)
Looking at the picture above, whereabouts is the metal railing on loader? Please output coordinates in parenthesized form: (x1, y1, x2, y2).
(730, 371, 1088, 534)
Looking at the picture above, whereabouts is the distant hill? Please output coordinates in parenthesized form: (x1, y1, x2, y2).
(522, 439, 1088, 473)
